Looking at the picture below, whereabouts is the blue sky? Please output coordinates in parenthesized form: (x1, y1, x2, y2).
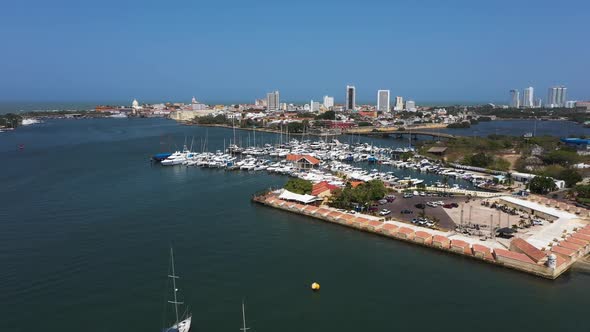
(0, 0, 588, 104)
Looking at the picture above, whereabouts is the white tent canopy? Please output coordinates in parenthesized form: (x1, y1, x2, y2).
(279, 189, 318, 204)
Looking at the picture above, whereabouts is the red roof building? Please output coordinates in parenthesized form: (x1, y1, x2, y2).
(311, 181, 340, 196)
(286, 154, 320, 169)
(510, 238, 546, 263)
(472, 244, 494, 261)
(494, 248, 535, 264)
(450, 239, 472, 255)
(432, 235, 451, 249)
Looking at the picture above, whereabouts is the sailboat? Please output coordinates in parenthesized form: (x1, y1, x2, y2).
(163, 248, 192, 332)
(240, 300, 250, 332)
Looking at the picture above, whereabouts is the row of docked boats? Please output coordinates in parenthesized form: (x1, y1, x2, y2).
(153, 138, 490, 189)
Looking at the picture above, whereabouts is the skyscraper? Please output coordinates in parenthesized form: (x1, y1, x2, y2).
(266, 91, 280, 111)
(547, 86, 567, 108)
(346, 85, 356, 111)
(523, 87, 534, 108)
(377, 90, 390, 113)
(405, 100, 416, 112)
(394, 96, 404, 111)
(323, 95, 334, 109)
(510, 89, 520, 108)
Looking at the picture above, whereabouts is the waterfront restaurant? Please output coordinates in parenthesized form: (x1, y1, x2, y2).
(286, 154, 321, 170)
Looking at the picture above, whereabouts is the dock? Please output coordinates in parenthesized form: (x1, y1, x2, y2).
(253, 191, 590, 279)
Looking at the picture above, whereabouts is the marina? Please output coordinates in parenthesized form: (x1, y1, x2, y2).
(4, 118, 590, 331)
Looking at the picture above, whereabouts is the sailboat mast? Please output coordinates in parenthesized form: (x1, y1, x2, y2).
(240, 300, 250, 332)
(169, 248, 180, 324)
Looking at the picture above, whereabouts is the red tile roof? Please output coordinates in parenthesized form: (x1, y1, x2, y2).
(311, 181, 340, 196)
(450, 239, 472, 255)
(368, 221, 382, 227)
(381, 224, 399, 231)
(286, 154, 320, 165)
(567, 237, 588, 246)
(350, 181, 364, 188)
(559, 240, 583, 251)
(315, 208, 331, 215)
(551, 245, 576, 258)
(339, 214, 356, 221)
(303, 205, 318, 212)
(578, 228, 590, 236)
(414, 231, 432, 239)
(572, 233, 590, 242)
(472, 244, 494, 260)
(510, 238, 546, 262)
(327, 211, 341, 218)
(433, 235, 451, 247)
(397, 227, 415, 236)
(494, 248, 535, 264)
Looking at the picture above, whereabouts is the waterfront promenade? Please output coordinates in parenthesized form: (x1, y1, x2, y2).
(253, 191, 590, 279)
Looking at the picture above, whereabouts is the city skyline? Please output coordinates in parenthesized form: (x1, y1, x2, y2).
(1, 0, 589, 103)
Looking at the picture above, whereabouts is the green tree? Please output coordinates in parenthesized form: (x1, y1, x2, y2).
(558, 169, 582, 188)
(315, 110, 335, 120)
(528, 176, 557, 194)
(284, 178, 313, 194)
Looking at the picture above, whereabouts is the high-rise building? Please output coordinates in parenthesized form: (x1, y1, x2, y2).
(266, 91, 280, 111)
(346, 85, 356, 111)
(405, 100, 416, 112)
(510, 89, 520, 108)
(323, 95, 334, 109)
(377, 90, 390, 113)
(523, 87, 534, 108)
(547, 86, 567, 108)
(310, 100, 321, 112)
(394, 96, 404, 111)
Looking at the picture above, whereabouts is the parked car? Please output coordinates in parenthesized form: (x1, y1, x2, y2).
(426, 201, 438, 208)
(385, 195, 396, 202)
(401, 209, 413, 214)
(378, 199, 388, 205)
(403, 193, 414, 198)
(379, 209, 391, 216)
(450, 203, 459, 208)
(532, 219, 544, 226)
(411, 218, 418, 224)
(443, 204, 454, 209)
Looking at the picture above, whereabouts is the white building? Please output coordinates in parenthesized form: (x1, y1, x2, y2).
(405, 100, 416, 112)
(266, 91, 280, 111)
(510, 90, 520, 108)
(323, 95, 334, 109)
(523, 87, 534, 108)
(394, 96, 404, 111)
(346, 85, 356, 111)
(565, 100, 577, 109)
(377, 90, 390, 113)
(547, 86, 567, 108)
(310, 100, 321, 112)
(132, 99, 141, 110)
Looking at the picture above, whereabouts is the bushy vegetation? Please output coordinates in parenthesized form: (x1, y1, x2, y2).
(462, 152, 511, 171)
(329, 180, 387, 209)
(0, 113, 23, 128)
(284, 178, 313, 195)
(315, 110, 335, 120)
(528, 176, 557, 194)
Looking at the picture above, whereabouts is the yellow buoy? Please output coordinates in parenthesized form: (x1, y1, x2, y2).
(311, 282, 320, 291)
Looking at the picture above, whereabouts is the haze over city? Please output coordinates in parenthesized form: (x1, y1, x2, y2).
(1, 0, 589, 104)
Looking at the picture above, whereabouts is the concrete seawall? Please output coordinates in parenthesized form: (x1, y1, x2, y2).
(252, 193, 590, 279)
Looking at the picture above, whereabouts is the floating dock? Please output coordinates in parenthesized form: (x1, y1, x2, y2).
(253, 192, 590, 279)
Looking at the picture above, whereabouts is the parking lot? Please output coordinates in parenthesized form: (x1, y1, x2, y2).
(376, 192, 467, 230)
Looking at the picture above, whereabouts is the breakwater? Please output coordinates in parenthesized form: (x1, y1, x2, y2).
(253, 192, 590, 279)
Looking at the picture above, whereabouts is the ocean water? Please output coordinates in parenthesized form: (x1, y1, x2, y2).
(1, 118, 590, 332)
